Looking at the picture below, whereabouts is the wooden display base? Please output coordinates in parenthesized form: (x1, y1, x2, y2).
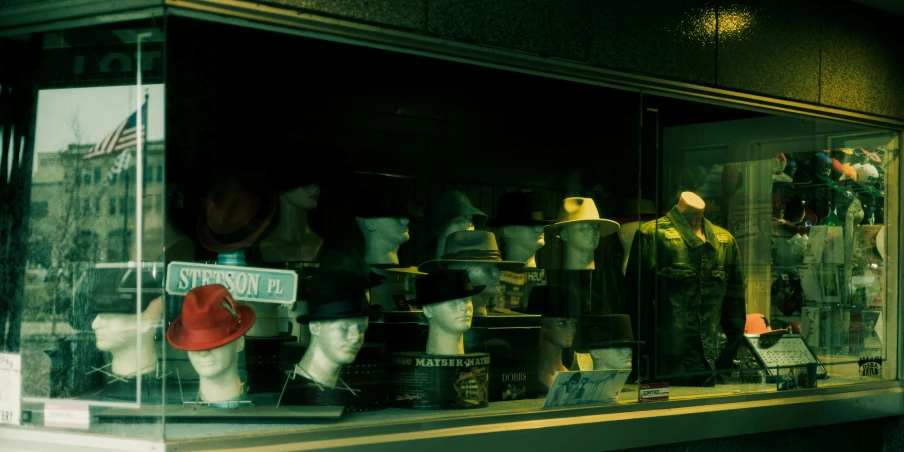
(388, 352, 490, 410)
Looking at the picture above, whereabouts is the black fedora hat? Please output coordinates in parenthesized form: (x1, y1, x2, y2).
(515, 285, 581, 318)
(76, 265, 163, 314)
(409, 269, 485, 307)
(488, 192, 553, 227)
(575, 314, 643, 352)
(296, 271, 373, 324)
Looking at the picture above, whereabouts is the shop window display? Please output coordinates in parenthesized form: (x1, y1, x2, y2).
(0, 14, 898, 445)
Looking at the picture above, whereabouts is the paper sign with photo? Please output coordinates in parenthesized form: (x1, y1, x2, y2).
(542, 370, 630, 408)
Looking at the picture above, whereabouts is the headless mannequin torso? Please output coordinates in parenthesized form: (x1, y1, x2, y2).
(260, 185, 323, 262)
(677, 192, 706, 243)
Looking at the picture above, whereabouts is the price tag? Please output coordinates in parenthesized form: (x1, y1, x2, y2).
(44, 402, 90, 429)
(639, 382, 669, 402)
(0, 353, 21, 425)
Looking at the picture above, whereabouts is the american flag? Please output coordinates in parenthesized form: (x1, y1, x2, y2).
(82, 102, 147, 160)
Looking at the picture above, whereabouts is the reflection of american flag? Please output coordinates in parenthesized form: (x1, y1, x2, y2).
(82, 102, 147, 160)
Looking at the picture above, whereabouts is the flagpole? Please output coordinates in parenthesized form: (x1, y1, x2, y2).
(134, 31, 152, 403)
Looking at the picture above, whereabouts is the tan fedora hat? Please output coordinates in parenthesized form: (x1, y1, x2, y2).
(546, 197, 619, 237)
(418, 230, 525, 273)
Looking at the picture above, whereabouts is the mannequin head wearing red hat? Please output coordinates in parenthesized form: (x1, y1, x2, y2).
(92, 296, 163, 377)
(167, 285, 256, 402)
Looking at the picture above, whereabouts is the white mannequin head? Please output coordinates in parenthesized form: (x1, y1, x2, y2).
(560, 222, 600, 252)
(423, 297, 473, 355)
(501, 225, 545, 266)
(308, 317, 369, 366)
(282, 183, 320, 210)
(589, 347, 632, 370)
(92, 296, 162, 376)
(356, 216, 410, 265)
(188, 336, 245, 379)
(541, 317, 578, 349)
(436, 215, 474, 257)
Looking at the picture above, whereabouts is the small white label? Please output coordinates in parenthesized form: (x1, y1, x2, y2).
(45, 402, 90, 429)
(0, 353, 21, 426)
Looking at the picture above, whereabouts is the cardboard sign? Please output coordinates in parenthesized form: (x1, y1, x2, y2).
(543, 370, 630, 408)
(166, 262, 298, 304)
(0, 353, 21, 425)
(639, 382, 669, 402)
(44, 402, 90, 429)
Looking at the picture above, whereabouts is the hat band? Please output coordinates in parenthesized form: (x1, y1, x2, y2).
(308, 300, 368, 318)
(181, 319, 241, 345)
(441, 249, 502, 261)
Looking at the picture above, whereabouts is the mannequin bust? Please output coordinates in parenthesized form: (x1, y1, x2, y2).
(259, 184, 323, 262)
(92, 296, 163, 377)
(294, 271, 373, 387)
(501, 225, 545, 268)
(677, 192, 706, 242)
(412, 269, 484, 356)
(426, 191, 488, 258)
(516, 285, 581, 389)
(297, 317, 368, 387)
(446, 262, 501, 317)
(189, 336, 245, 402)
(423, 297, 473, 355)
(589, 347, 632, 370)
(355, 216, 410, 267)
(166, 284, 256, 404)
(539, 316, 578, 388)
(436, 215, 474, 258)
(548, 197, 619, 271)
(560, 222, 600, 270)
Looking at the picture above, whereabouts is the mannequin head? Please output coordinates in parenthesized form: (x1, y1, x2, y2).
(356, 216, 410, 266)
(308, 317, 369, 366)
(423, 297, 473, 335)
(188, 336, 245, 379)
(589, 347, 632, 370)
(282, 183, 320, 210)
(501, 225, 545, 264)
(447, 262, 502, 297)
(559, 222, 600, 252)
(436, 215, 474, 257)
(92, 296, 162, 376)
(541, 317, 578, 349)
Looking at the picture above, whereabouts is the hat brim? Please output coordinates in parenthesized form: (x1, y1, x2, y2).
(197, 193, 278, 253)
(296, 311, 371, 324)
(612, 214, 659, 225)
(407, 284, 487, 307)
(166, 304, 256, 351)
(575, 340, 644, 352)
(381, 266, 427, 275)
(417, 259, 525, 273)
(545, 218, 620, 237)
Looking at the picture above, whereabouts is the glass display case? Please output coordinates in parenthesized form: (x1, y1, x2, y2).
(0, 9, 900, 450)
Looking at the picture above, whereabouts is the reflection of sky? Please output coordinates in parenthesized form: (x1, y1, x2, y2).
(33, 84, 165, 155)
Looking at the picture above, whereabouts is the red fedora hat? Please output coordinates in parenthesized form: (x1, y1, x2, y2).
(167, 284, 256, 351)
(197, 177, 277, 253)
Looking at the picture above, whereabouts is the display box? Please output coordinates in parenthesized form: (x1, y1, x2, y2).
(464, 312, 542, 401)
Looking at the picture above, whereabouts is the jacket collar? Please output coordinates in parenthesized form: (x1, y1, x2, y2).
(666, 205, 717, 248)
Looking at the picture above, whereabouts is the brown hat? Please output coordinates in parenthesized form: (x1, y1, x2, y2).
(197, 177, 277, 253)
(418, 230, 525, 273)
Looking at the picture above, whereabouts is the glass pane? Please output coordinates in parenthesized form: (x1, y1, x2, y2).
(7, 18, 166, 439)
(627, 93, 898, 398)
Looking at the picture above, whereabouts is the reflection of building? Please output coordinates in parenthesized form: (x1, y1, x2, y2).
(27, 140, 165, 268)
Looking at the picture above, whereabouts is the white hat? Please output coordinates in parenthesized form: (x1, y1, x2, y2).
(854, 163, 879, 187)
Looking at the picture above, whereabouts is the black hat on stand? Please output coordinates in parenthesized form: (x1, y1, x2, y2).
(488, 192, 553, 227)
(297, 271, 374, 324)
(408, 269, 485, 307)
